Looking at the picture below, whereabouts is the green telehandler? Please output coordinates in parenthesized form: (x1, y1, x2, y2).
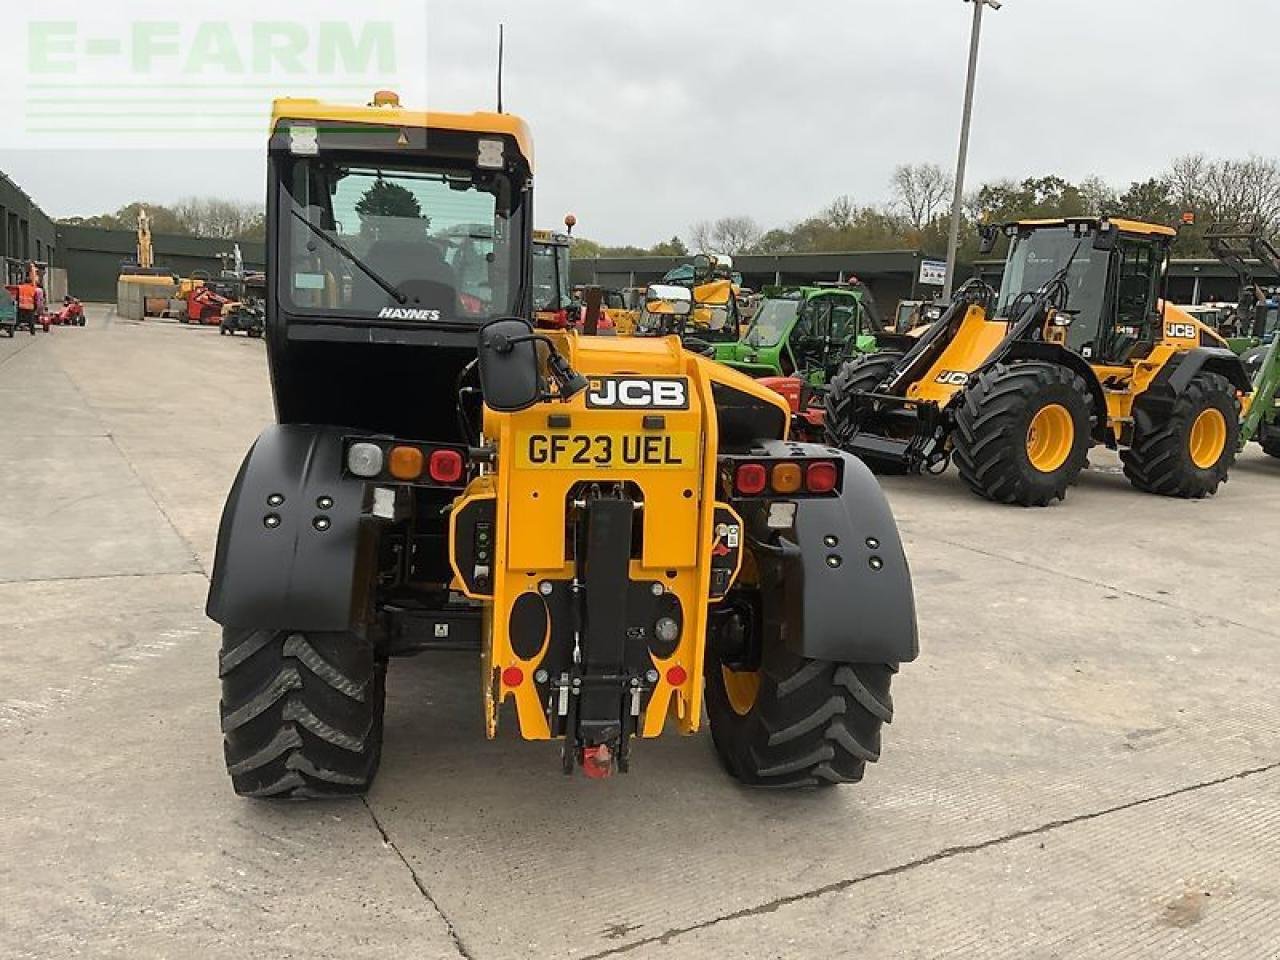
(712, 283, 884, 379)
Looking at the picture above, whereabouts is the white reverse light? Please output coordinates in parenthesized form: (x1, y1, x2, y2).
(347, 443, 384, 478)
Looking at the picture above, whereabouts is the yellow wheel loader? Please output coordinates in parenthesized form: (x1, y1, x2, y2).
(825, 218, 1254, 506)
(205, 92, 917, 794)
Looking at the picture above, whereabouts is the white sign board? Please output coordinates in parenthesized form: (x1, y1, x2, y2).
(919, 260, 948, 286)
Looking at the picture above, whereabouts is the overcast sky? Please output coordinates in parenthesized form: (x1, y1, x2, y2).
(2, 0, 1279, 246)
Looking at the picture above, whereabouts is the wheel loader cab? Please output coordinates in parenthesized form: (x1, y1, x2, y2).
(996, 220, 1174, 366)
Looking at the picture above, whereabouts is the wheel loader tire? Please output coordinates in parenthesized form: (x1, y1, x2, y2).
(219, 628, 385, 798)
(706, 640, 895, 788)
(1121, 372, 1241, 498)
(952, 361, 1091, 507)
(1261, 426, 1280, 460)
(823, 351, 904, 446)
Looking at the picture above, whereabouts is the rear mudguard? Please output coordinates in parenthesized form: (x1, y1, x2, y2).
(206, 424, 369, 631)
(746, 448, 918, 664)
(1148, 347, 1253, 396)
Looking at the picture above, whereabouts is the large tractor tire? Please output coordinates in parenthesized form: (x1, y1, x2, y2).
(1261, 424, 1280, 460)
(1121, 372, 1240, 498)
(823, 351, 904, 446)
(219, 628, 385, 798)
(706, 640, 895, 788)
(952, 361, 1092, 507)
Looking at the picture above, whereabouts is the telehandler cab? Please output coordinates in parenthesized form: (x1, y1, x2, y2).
(206, 93, 917, 795)
(824, 218, 1254, 506)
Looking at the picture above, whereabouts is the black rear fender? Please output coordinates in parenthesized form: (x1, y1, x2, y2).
(739, 446, 918, 664)
(206, 424, 371, 631)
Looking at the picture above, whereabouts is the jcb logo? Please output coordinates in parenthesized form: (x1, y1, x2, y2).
(586, 377, 689, 410)
(1166, 322, 1198, 340)
(935, 370, 970, 386)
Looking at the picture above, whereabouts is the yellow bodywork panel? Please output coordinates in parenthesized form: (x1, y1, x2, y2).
(906, 305, 1009, 404)
(460, 333, 787, 742)
(1095, 302, 1251, 437)
(271, 96, 535, 170)
(1011, 217, 1176, 238)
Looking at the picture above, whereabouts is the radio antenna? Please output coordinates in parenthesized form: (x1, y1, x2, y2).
(496, 23, 505, 113)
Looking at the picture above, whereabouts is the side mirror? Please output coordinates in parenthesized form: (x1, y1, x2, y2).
(477, 318, 543, 412)
(644, 283, 693, 317)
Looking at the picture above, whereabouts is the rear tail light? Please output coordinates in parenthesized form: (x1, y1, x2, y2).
(806, 461, 838, 493)
(346, 440, 468, 486)
(388, 445, 425, 480)
(726, 458, 841, 497)
(771, 462, 802, 493)
(735, 463, 768, 496)
(429, 448, 464, 484)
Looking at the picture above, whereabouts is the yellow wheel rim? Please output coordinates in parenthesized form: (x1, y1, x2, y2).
(721, 667, 760, 716)
(1189, 408, 1227, 469)
(1026, 403, 1074, 473)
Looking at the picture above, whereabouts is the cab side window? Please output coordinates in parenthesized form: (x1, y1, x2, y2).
(830, 301, 857, 341)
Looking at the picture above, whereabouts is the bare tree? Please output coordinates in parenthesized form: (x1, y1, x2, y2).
(1168, 154, 1209, 209)
(891, 163, 954, 231)
(689, 220, 714, 252)
(821, 195, 857, 231)
(689, 216, 763, 255)
(1168, 154, 1280, 235)
(173, 197, 266, 240)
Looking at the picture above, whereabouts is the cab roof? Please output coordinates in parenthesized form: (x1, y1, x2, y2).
(272, 94, 534, 169)
(1013, 217, 1177, 238)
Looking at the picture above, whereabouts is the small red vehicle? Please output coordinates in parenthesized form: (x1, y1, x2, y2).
(51, 297, 86, 327)
(183, 285, 236, 325)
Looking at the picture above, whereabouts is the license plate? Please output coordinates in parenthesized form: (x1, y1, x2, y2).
(516, 432, 698, 470)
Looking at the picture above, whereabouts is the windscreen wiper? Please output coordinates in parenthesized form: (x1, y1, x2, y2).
(289, 208, 407, 305)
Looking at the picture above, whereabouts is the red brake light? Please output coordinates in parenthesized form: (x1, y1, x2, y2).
(735, 463, 767, 496)
(429, 449, 464, 484)
(666, 665, 688, 686)
(806, 461, 839, 493)
(501, 666, 524, 687)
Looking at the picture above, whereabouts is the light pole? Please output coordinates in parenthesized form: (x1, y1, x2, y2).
(942, 0, 1002, 301)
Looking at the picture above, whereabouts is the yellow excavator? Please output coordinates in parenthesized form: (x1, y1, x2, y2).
(116, 208, 180, 318)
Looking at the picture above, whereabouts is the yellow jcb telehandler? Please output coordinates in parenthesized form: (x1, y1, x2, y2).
(206, 92, 917, 794)
(824, 218, 1254, 506)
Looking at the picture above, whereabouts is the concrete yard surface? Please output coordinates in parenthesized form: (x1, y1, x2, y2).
(1, 306, 1278, 959)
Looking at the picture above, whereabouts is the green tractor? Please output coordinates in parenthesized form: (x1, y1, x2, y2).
(1242, 332, 1280, 459)
(713, 284, 884, 380)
